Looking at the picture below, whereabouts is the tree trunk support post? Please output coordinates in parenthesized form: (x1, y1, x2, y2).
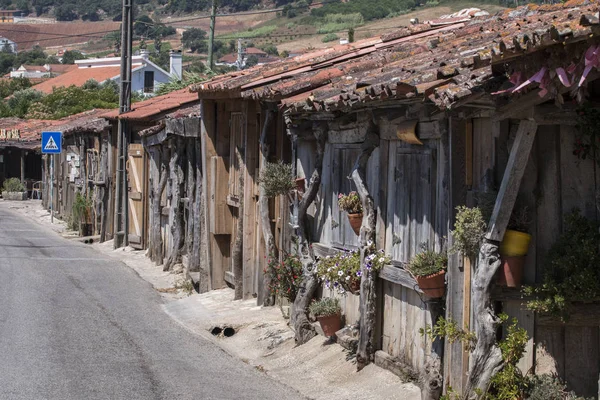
(259, 107, 276, 306)
(423, 299, 444, 400)
(352, 125, 380, 371)
(465, 119, 537, 397)
(291, 121, 328, 345)
(233, 146, 245, 300)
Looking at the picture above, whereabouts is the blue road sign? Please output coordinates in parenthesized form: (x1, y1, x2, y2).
(42, 131, 62, 154)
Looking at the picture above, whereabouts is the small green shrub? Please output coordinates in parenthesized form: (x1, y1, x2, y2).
(321, 33, 339, 43)
(524, 374, 589, 400)
(2, 178, 25, 192)
(265, 252, 303, 302)
(258, 161, 295, 198)
(309, 297, 340, 317)
(407, 249, 447, 277)
(450, 206, 486, 260)
(338, 191, 362, 213)
(523, 210, 600, 319)
(420, 317, 477, 350)
(72, 191, 93, 229)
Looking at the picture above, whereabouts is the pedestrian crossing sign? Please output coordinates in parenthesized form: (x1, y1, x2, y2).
(42, 131, 62, 154)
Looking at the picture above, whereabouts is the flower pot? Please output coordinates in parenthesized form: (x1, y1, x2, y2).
(295, 178, 305, 193)
(347, 213, 363, 236)
(497, 256, 526, 288)
(415, 270, 446, 298)
(317, 313, 342, 337)
(342, 277, 361, 295)
(500, 230, 531, 257)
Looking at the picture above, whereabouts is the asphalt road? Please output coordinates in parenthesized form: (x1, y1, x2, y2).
(0, 205, 305, 400)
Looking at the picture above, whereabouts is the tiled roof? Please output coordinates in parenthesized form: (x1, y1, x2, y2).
(218, 54, 238, 64)
(0, 118, 58, 149)
(101, 88, 199, 121)
(0, 109, 110, 149)
(32, 66, 123, 94)
(193, 1, 600, 113)
(245, 47, 268, 55)
(52, 109, 111, 136)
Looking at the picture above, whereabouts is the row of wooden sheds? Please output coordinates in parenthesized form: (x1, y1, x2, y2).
(42, 2, 600, 397)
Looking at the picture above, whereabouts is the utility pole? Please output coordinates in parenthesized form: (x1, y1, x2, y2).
(114, 0, 133, 249)
(236, 38, 243, 70)
(207, 0, 217, 70)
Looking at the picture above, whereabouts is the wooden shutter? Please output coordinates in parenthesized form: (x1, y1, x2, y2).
(331, 145, 361, 249)
(127, 143, 147, 249)
(387, 147, 434, 263)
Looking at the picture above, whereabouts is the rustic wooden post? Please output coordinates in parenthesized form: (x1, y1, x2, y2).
(233, 146, 245, 300)
(149, 144, 168, 265)
(99, 134, 109, 242)
(465, 119, 537, 397)
(165, 137, 185, 271)
(20, 150, 24, 184)
(291, 121, 328, 344)
(422, 299, 444, 400)
(186, 138, 196, 258)
(259, 108, 276, 306)
(352, 127, 379, 371)
(192, 138, 208, 290)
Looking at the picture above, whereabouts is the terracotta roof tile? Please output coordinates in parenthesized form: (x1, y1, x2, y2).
(193, 1, 600, 112)
(32, 66, 123, 94)
(101, 88, 199, 121)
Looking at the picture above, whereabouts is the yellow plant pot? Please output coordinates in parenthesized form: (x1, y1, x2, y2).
(500, 230, 532, 257)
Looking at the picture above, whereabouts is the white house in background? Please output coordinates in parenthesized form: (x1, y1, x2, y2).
(9, 64, 76, 79)
(32, 50, 183, 95)
(0, 37, 16, 53)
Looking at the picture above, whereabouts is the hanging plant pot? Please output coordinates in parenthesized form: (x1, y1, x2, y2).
(317, 313, 342, 337)
(295, 178, 305, 193)
(498, 256, 526, 288)
(347, 213, 363, 235)
(500, 229, 532, 257)
(414, 270, 446, 298)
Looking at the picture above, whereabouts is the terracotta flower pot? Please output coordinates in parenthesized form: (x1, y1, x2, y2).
(347, 213, 363, 235)
(497, 256, 525, 288)
(415, 270, 446, 298)
(317, 313, 342, 337)
(500, 230, 531, 257)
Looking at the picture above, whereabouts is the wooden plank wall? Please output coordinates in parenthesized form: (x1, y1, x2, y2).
(467, 119, 600, 397)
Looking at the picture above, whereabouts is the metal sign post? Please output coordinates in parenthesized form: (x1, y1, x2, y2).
(41, 131, 62, 224)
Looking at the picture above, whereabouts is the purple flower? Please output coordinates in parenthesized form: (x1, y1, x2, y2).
(333, 282, 338, 287)
(356, 270, 362, 277)
(366, 263, 372, 270)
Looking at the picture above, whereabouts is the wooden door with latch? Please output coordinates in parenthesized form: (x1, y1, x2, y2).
(127, 143, 148, 249)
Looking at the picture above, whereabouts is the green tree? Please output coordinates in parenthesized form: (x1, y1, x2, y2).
(260, 44, 278, 56)
(61, 50, 85, 65)
(244, 55, 258, 68)
(181, 28, 208, 53)
(55, 4, 77, 21)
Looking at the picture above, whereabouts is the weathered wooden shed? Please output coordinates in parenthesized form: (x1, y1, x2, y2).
(191, 83, 291, 301)
(102, 89, 200, 252)
(194, 1, 600, 398)
(0, 119, 45, 195)
(42, 110, 112, 239)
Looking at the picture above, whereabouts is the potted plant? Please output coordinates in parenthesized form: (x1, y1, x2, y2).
(1, 178, 27, 200)
(338, 191, 363, 235)
(498, 206, 532, 287)
(72, 191, 93, 236)
(264, 251, 303, 302)
(258, 161, 295, 198)
(450, 205, 487, 261)
(316, 247, 390, 295)
(407, 248, 448, 298)
(309, 297, 342, 338)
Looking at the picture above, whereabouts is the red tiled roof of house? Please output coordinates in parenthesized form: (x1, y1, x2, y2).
(0, 109, 111, 149)
(218, 54, 238, 64)
(193, 0, 600, 112)
(32, 66, 122, 94)
(101, 88, 199, 121)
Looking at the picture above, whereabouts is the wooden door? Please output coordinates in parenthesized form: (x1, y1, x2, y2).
(127, 143, 147, 249)
(331, 145, 361, 249)
(386, 147, 435, 263)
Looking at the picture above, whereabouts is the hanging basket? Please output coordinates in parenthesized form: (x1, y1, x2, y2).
(347, 213, 363, 235)
(414, 270, 446, 298)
